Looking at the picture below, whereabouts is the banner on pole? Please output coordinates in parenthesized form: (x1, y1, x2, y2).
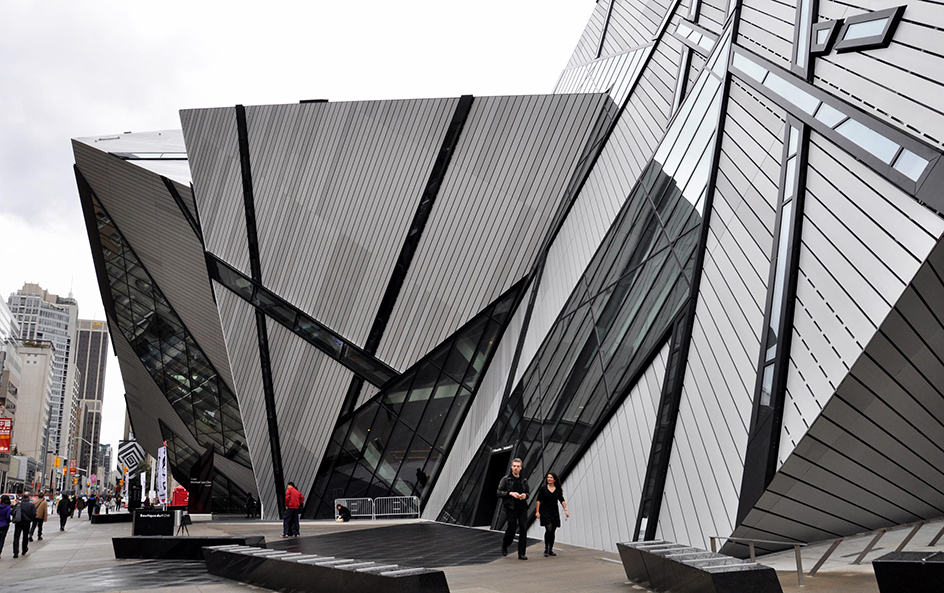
(0, 418, 11, 453)
(69, 458, 77, 475)
(123, 466, 128, 502)
(140, 471, 146, 498)
(156, 445, 168, 504)
(91, 474, 97, 485)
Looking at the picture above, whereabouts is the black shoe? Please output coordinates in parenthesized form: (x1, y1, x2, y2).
(544, 549, 549, 557)
(12, 555, 17, 559)
(501, 546, 508, 556)
(548, 550, 557, 556)
(60, 527, 65, 531)
(28, 537, 33, 542)
(37, 537, 43, 541)
(518, 555, 528, 560)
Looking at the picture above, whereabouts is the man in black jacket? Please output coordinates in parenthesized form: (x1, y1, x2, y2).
(57, 494, 72, 531)
(497, 458, 531, 560)
(13, 491, 37, 558)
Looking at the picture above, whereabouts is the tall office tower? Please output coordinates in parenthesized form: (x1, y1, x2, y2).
(8, 284, 80, 467)
(0, 300, 21, 489)
(75, 319, 109, 474)
(15, 341, 55, 473)
(99, 443, 113, 485)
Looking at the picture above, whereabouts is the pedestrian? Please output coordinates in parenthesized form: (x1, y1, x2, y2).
(282, 482, 304, 538)
(0, 495, 12, 559)
(12, 491, 36, 558)
(69, 494, 77, 518)
(498, 457, 531, 560)
(335, 504, 351, 522)
(57, 494, 71, 531)
(29, 492, 48, 542)
(535, 472, 569, 557)
(88, 494, 97, 519)
(75, 496, 85, 518)
(245, 494, 256, 519)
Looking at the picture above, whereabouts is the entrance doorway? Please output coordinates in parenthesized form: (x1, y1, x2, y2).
(472, 448, 513, 527)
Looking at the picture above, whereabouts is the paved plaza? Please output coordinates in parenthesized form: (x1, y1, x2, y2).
(0, 514, 931, 592)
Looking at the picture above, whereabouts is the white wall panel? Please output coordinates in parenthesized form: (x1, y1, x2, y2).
(73, 140, 236, 394)
(378, 93, 611, 372)
(815, 0, 944, 150)
(655, 79, 784, 549)
(179, 107, 251, 275)
(566, 0, 610, 69)
(527, 342, 669, 552)
(214, 283, 278, 517)
(778, 132, 944, 463)
(266, 319, 353, 501)
(247, 99, 457, 347)
(736, 0, 797, 69)
(601, 0, 674, 57)
(423, 284, 531, 520)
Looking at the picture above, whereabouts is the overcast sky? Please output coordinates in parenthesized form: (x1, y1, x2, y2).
(0, 0, 593, 472)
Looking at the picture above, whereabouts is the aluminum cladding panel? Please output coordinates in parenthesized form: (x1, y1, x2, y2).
(245, 99, 458, 346)
(376, 93, 611, 372)
(655, 79, 785, 550)
(180, 107, 251, 276)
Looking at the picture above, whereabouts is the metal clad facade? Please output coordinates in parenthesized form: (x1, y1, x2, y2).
(656, 79, 784, 549)
(266, 318, 354, 499)
(377, 93, 610, 371)
(246, 99, 457, 347)
(180, 107, 251, 275)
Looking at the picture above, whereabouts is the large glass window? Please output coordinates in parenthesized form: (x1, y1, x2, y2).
(303, 283, 524, 519)
(90, 194, 251, 469)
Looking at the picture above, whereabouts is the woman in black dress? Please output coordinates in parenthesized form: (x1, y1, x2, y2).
(535, 472, 569, 557)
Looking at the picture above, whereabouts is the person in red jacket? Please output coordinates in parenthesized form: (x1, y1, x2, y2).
(282, 482, 304, 538)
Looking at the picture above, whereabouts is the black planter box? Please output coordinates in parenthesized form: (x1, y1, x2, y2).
(617, 541, 783, 593)
(90, 512, 133, 524)
(203, 545, 450, 593)
(112, 536, 266, 560)
(873, 551, 944, 593)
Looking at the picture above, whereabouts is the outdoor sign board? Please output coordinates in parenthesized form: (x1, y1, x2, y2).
(0, 418, 11, 453)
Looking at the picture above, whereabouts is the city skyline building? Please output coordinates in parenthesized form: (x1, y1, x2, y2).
(0, 299, 21, 489)
(14, 341, 55, 476)
(7, 283, 80, 468)
(74, 0, 944, 556)
(75, 319, 109, 475)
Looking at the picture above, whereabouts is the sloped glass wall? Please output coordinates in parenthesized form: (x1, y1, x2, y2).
(304, 283, 524, 519)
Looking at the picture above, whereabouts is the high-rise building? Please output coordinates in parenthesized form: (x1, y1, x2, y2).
(99, 442, 113, 486)
(74, 0, 944, 555)
(14, 341, 55, 473)
(75, 319, 109, 474)
(7, 284, 80, 467)
(0, 300, 21, 490)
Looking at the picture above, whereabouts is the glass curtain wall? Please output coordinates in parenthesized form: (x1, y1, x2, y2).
(304, 282, 524, 519)
(90, 194, 251, 468)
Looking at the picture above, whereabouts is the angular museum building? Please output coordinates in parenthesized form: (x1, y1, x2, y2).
(74, 0, 944, 556)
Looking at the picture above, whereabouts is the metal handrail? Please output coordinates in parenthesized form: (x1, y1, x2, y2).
(374, 496, 421, 519)
(334, 497, 373, 520)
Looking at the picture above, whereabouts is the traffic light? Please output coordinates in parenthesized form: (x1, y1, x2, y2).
(73, 478, 78, 485)
(54, 457, 61, 468)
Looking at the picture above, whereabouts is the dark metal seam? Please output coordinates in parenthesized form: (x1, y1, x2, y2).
(596, 0, 617, 59)
(736, 118, 810, 525)
(162, 176, 204, 246)
(235, 103, 286, 515)
(338, 95, 475, 417)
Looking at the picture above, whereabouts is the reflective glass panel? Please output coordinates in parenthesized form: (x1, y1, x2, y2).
(844, 18, 888, 41)
(893, 148, 929, 182)
(835, 118, 900, 164)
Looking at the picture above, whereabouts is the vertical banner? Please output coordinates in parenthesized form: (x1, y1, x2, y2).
(91, 474, 97, 485)
(140, 471, 146, 498)
(69, 458, 77, 475)
(188, 445, 214, 514)
(123, 466, 129, 502)
(156, 446, 168, 505)
(0, 418, 11, 453)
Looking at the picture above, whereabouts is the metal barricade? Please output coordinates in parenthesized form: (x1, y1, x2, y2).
(373, 496, 421, 519)
(334, 498, 373, 520)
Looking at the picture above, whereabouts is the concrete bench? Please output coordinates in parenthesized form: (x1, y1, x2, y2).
(203, 544, 450, 593)
(617, 540, 782, 593)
